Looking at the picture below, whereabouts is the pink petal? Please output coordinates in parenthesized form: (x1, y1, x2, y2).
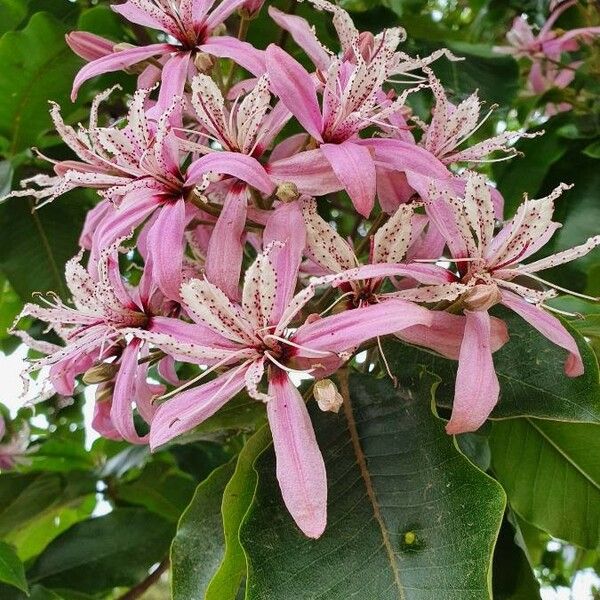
(157, 355, 180, 386)
(321, 142, 376, 217)
(186, 152, 274, 194)
(500, 290, 584, 377)
(205, 186, 248, 301)
(111, 339, 148, 444)
(264, 202, 306, 323)
(154, 51, 192, 115)
(268, 7, 331, 71)
(71, 43, 173, 100)
(201, 36, 266, 76)
(446, 310, 500, 435)
(150, 367, 247, 449)
(267, 373, 327, 539)
(204, 0, 248, 30)
(93, 396, 123, 441)
(112, 1, 177, 33)
(147, 198, 187, 301)
(293, 299, 432, 355)
(267, 149, 341, 196)
(266, 44, 323, 141)
(397, 312, 509, 360)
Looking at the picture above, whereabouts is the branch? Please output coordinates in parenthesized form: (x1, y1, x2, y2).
(117, 558, 169, 600)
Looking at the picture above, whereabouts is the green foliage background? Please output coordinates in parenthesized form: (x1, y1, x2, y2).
(0, 0, 599, 598)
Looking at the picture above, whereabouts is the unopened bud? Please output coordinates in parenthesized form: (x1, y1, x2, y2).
(276, 182, 299, 203)
(95, 383, 114, 404)
(113, 42, 136, 53)
(194, 52, 215, 73)
(212, 24, 227, 37)
(239, 0, 265, 18)
(66, 32, 114, 61)
(84, 363, 119, 385)
(463, 284, 502, 312)
(313, 379, 344, 414)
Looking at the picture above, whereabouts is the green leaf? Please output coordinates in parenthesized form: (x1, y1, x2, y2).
(0, 0, 28, 35)
(0, 12, 84, 154)
(0, 196, 89, 300)
(491, 519, 541, 600)
(115, 460, 196, 523)
(385, 310, 600, 423)
(583, 140, 600, 159)
(241, 370, 506, 599)
(0, 542, 28, 594)
(171, 461, 236, 600)
(490, 418, 600, 549)
(0, 274, 22, 339)
(205, 426, 272, 600)
(28, 508, 174, 593)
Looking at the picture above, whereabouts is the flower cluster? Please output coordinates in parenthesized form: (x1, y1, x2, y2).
(8, 0, 600, 538)
(497, 0, 600, 113)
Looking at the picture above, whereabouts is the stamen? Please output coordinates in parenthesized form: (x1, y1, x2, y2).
(541, 303, 584, 319)
(318, 291, 355, 317)
(377, 336, 398, 387)
(263, 334, 332, 357)
(525, 272, 600, 302)
(264, 351, 315, 375)
(157, 350, 251, 401)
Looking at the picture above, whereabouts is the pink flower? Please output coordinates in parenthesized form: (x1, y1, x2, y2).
(425, 173, 600, 434)
(497, 0, 600, 102)
(265, 44, 428, 217)
(130, 203, 432, 537)
(12, 240, 183, 443)
(70, 0, 267, 108)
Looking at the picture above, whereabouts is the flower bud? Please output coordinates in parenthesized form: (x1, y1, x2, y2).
(194, 52, 215, 73)
(83, 363, 119, 385)
(66, 32, 114, 61)
(462, 284, 502, 312)
(276, 182, 300, 203)
(239, 0, 265, 19)
(313, 379, 344, 414)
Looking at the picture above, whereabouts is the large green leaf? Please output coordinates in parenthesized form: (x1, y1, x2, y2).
(0, 542, 28, 594)
(205, 426, 272, 600)
(171, 461, 236, 600)
(241, 370, 506, 600)
(490, 418, 600, 549)
(0, 0, 28, 36)
(115, 460, 196, 523)
(386, 310, 600, 423)
(0, 196, 89, 300)
(0, 12, 83, 155)
(28, 508, 174, 593)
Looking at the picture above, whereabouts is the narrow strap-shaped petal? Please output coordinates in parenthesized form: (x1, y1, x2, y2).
(150, 366, 248, 449)
(266, 44, 324, 142)
(204, 0, 248, 30)
(500, 290, 584, 376)
(301, 197, 356, 274)
(111, 339, 148, 444)
(397, 311, 509, 360)
(186, 152, 274, 194)
(112, 1, 178, 35)
(146, 198, 186, 301)
(264, 202, 307, 323)
(293, 299, 432, 355)
(320, 142, 376, 218)
(446, 310, 500, 434)
(154, 51, 191, 116)
(517, 235, 600, 274)
(205, 186, 248, 301)
(267, 373, 327, 539)
(71, 43, 173, 100)
(268, 6, 332, 71)
(267, 149, 341, 197)
(200, 36, 267, 76)
(373, 204, 414, 264)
